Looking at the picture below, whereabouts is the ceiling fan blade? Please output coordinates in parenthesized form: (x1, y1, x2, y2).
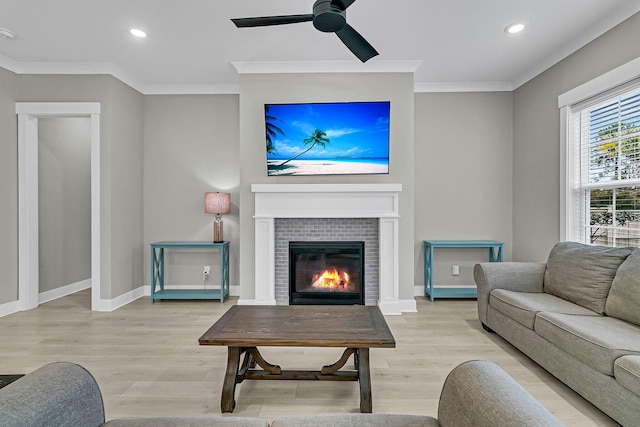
(331, 0, 356, 10)
(231, 14, 313, 28)
(335, 24, 378, 62)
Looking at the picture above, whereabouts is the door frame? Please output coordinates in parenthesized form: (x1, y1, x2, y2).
(16, 102, 101, 311)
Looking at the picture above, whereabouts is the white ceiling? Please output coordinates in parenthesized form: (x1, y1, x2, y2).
(1, 0, 639, 94)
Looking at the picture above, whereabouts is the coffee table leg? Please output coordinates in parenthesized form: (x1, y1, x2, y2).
(221, 346, 241, 413)
(357, 348, 372, 413)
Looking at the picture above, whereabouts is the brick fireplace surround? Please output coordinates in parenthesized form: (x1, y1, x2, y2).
(243, 184, 403, 315)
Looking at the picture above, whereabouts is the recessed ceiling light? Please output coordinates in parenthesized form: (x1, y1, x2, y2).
(0, 28, 16, 39)
(505, 23, 525, 34)
(130, 28, 146, 38)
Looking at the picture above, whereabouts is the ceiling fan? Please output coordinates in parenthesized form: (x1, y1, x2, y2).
(231, 0, 378, 63)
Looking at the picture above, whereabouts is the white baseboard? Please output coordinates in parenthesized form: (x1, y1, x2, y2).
(378, 299, 417, 315)
(94, 286, 145, 312)
(0, 299, 20, 318)
(414, 285, 425, 296)
(0, 278, 92, 318)
(39, 279, 91, 305)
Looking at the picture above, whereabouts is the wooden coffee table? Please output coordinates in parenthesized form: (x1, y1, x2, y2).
(198, 305, 396, 413)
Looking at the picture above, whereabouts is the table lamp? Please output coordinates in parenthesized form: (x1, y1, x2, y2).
(205, 192, 230, 242)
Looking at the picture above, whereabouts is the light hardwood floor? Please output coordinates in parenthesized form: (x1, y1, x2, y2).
(0, 290, 619, 426)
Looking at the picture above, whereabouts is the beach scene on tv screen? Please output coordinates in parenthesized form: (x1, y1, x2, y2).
(265, 101, 390, 176)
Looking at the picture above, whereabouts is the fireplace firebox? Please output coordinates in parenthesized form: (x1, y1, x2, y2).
(289, 241, 365, 305)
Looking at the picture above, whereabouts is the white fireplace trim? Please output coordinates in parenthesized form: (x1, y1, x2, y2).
(243, 183, 403, 315)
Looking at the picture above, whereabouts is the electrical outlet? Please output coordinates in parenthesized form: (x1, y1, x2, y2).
(203, 266, 211, 275)
(451, 265, 460, 276)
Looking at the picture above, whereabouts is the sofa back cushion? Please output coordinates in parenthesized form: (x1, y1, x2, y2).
(543, 242, 633, 314)
(606, 248, 640, 325)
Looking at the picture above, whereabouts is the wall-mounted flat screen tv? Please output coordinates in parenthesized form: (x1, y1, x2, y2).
(264, 101, 390, 176)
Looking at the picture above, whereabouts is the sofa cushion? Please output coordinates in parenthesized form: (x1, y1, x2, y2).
(489, 289, 598, 330)
(605, 248, 640, 325)
(535, 312, 640, 375)
(543, 242, 633, 314)
(614, 356, 640, 398)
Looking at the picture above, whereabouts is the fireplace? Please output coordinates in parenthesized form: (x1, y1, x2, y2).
(250, 183, 407, 315)
(289, 241, 365, 305)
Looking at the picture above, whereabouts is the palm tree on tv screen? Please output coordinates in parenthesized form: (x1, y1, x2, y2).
(278, 129, 330, 167)
(265, 106, 284, 154)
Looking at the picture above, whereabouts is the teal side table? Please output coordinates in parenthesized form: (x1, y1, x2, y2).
(150, 241, 230, 303)
(423, 240, 503, 302)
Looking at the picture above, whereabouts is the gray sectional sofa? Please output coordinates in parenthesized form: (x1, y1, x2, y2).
(0, 360, 563, 427)
(475, 241, 640, 427)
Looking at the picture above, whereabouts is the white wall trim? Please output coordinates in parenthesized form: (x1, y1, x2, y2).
(559, 106, 569, 241)
(16, 102, 100, 116)
(379, 299, 417, 315)
(17, 114, 39, 311)
(0, 300, 21, 318)
(558, 56, 640, 108)
(232, 60, 422, 75)
(16, 102, 102, 312)
(4, 56, 514, 95)
(39, 279, 91, 305)
(414, 81, 513, 93)
(96, 287, 145, 312)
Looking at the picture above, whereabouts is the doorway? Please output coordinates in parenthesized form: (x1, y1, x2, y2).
(16, 102, 101, 311)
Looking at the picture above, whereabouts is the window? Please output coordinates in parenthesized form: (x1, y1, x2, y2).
(565, 83, 640, 247)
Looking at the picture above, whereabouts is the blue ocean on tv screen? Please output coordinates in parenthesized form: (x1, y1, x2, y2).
(264, 101, 390, 176)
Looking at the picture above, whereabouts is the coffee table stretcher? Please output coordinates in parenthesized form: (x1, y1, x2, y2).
(220, 346, 370, 413)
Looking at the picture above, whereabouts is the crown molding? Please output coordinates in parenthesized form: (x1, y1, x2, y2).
(142, 83, 240, 95)
(231, 60, 423, 75)
(414, 81, 513, 93)
(2, 55, 516, 94)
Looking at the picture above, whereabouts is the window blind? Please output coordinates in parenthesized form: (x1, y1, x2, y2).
(568, 83, 640, 247)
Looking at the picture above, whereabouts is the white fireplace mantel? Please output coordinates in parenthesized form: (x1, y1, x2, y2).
(242, 183, 403, 315)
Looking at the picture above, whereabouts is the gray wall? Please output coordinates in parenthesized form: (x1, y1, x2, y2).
(513, 12, 640, 261)
(0, 67, 17, 305)
(105, 78, 144, 299)
(414, 92, 513, 287)
(238, 72, 415, 301)
(38, 118, 91, 293)
(143, 95, 240, 289)
(14, 74, 144, 300)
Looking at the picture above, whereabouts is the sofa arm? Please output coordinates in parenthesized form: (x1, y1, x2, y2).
(0, 362, 105, 427)
(474, 262, 546, 325)
(438, 360, 564, 427)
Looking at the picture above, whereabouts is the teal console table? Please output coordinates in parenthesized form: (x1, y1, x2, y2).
(150, 241, 230, 303)
(423, 240, 503, 302)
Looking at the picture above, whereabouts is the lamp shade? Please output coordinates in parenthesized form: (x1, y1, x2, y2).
(204, 192, 231, 214)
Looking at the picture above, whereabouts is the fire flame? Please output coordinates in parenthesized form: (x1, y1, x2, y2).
(311, 268, 351, 290)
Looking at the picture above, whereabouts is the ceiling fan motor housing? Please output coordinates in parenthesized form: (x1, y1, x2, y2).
(313, 0, 346, 32)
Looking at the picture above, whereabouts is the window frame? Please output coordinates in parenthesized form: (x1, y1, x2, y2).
(560, 57, 640, 245)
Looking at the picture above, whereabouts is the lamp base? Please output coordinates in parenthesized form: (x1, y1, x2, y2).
(213, 220, 224, 243)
